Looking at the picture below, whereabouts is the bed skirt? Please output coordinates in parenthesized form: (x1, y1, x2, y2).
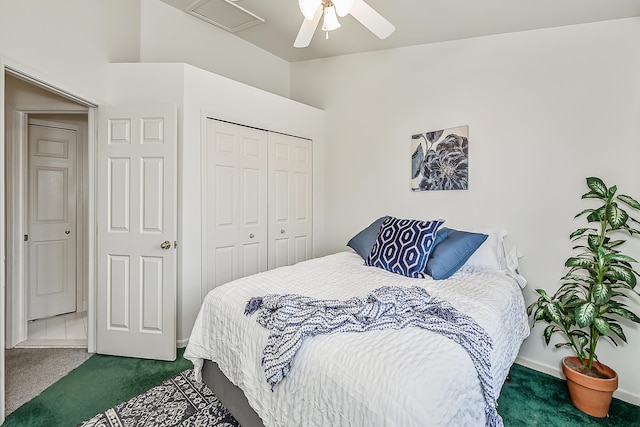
(202, 359, 266, 427)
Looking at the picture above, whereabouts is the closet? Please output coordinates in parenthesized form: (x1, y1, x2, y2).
(205, 119, 313, 293)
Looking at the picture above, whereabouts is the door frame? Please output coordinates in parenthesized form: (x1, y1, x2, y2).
(1, 59, 99, 424)
(15, 118, 85, 325)
(2, 66, 98, 345)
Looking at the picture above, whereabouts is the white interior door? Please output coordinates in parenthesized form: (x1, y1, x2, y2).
(96, 104, 177, 361)
(27, 122, 77, 320)
(205, 119, 268, 294)
(268, 132, 313, 269)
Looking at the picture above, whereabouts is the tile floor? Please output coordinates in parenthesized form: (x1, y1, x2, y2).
(16, 311, 88, 348)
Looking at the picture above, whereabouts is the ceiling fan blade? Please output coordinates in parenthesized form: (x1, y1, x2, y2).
(349, 0, 395, 39)
(294, 7, 322, 48)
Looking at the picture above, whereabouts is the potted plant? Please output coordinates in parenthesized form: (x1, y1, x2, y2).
(527, 177, 640, 418)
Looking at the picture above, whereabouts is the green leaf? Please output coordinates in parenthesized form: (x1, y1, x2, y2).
(608, 265, 637, 287)
(575, 302, 596, 327)
(605, 253, 637, 264)
(569, 227, 592, 239)
(578, 335, 588, 350)
(565, 257, 593, 268)
(562, 274, 594, 284)
(593, 317, 610, 335)
(608, 322, 627, 342)
(587, 210, 604, 223)
(545, 303, 565, 326)
(582, 192, 603, 200)
(617, 194, 640, 210)
(564, 296, 584, 309)
(592, 282, 612, 305)
(586, 177, 607, 197)
(554, 342, 572, 349)
(606, 239, 625, 249)
(608, 185, 618, 198)
(569, 330, 588, 338)
(609, 307, 640, 323)
(543, 325, 556, 345)
(535, 289, 548, 297)
(534, 307, 546, 321)
(587, 234, 600, 250)
(607, 204, 628, 229)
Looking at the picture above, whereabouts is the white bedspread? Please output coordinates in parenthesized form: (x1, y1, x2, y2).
(185, 251, 530, 427)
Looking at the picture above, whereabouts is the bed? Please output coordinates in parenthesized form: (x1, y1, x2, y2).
(184, 222, 530, 427)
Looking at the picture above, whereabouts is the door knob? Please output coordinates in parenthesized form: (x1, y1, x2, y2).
(65, 230, 71, 235)
(160, 240, 171, 249)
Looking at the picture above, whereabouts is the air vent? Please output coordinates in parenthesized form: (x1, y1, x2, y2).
(187, 0, 265, 33)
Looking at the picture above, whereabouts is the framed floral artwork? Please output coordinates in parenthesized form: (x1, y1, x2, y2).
(411, 125, 469, 191)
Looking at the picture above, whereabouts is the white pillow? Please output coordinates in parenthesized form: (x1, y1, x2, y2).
(463, 228, 507, 271)
(463, 228, 528, 288)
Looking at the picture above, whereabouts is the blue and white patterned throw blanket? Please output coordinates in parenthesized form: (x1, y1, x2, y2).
(245, 285, 502, 427)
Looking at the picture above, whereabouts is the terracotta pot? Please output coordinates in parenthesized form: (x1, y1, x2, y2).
(562, 356, 618, 418)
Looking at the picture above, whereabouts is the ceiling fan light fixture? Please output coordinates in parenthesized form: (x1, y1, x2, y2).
(321, 5, 341, 32)
(298, 0, 321, 20)
(332, 0, 353, 17)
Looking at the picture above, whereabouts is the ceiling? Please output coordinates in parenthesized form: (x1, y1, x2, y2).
(160, 0, 640, 62)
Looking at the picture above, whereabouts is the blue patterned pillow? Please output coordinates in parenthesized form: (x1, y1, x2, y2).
(366, 217, 445, 278)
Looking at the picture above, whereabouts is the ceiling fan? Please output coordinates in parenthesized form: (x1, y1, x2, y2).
(294, 0, 395, 48)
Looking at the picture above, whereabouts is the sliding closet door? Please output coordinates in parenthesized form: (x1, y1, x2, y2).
(268, 132, 313, 269)
(205, 119, 268, 294)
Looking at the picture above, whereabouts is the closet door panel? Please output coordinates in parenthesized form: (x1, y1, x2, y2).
(273, 238, 290, 269)
(206, 119, 267, 294)
(268, 133, 313, 269)
(237, 130, 268, 278)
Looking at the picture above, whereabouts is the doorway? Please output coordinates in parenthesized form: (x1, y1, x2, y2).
(14, 117, 88, 348)
(4, 73, 90, 347)
(1, 63, 100, 423)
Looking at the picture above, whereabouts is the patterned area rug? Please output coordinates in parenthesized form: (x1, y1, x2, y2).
(79, 369, 240, 427)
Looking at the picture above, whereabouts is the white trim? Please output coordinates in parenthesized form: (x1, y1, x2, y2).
(87, 107, 97, 354)
(0, 57, 7, 425)
(1, 56, 101, 107)
(515, 356, 640, 406)
(2, 62, 98, 359)
(5, 110, 27, 347)
(176, 337, 189, 348)
(200, 111, 209, 302)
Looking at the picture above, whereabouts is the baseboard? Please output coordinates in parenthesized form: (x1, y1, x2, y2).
(515, 356, 640, 406)
(176, 337, 189, 348)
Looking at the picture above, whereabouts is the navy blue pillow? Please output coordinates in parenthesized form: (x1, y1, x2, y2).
(347, 217, 387, 259)
(425, 229, 488, 280)
(366, 217, 444, 279)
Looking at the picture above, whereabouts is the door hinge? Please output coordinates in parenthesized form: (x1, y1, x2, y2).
(24, 234, 29, 241)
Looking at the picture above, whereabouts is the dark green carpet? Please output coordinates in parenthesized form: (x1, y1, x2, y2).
(3, 348, 192, 427)
(4, 355, 640, 426)
(499, 364, 640, 426)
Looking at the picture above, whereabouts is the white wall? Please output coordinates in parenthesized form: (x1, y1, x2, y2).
(0, 0, 140, 103)
(107, 62, 325, 343)
(290, 18, 640, 403)
(0, 0, 291, 101)
(139, 0, 291, 98)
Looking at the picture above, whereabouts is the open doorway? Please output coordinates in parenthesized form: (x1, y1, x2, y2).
(3, 73, 93, 415)
(4, 74, 90, 349)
